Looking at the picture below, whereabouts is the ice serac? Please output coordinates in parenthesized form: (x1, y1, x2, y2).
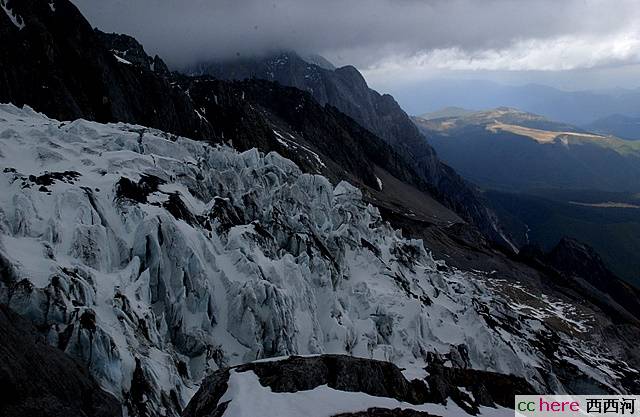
(0, 104, 637, 416)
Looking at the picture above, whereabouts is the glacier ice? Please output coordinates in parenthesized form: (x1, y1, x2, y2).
(0, 104, 636, 416)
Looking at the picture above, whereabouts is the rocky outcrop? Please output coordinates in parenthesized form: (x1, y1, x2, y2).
(424, 362, 534, 409)
(183, 354, 535, 417)
(548, 238, 630, 287)
(236, 355, 430, 402)
(0, 304, 121, 417)
(95, 29, 171, 76)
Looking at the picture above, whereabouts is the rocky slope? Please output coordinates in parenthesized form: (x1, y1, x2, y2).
(1, 104, 638, 416)
(519, 238, 640, 324)
(190, 52, 510, 249)
(173, 75, 461, 229)
(0, 0, 211, 138)
(95, 29, 171, 76)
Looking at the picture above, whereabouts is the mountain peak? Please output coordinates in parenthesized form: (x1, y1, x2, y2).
(302, 53, 336, 70)
(95, 29, 170, 75)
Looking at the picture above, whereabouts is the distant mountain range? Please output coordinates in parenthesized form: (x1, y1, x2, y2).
(401, 79, 640, 126)
(585, 114, 640, 140)
(413, 107, 640, 192)
(419, 106, 475, 120)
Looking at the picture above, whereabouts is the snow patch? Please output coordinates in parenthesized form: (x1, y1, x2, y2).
(113, 54, 132, 65)
(376, 176, 383, 191)
(1, 0, 25, 30)
(272, 129, 326, 169)
(400, 366, 428, 381)
(194, 107, 208, 123)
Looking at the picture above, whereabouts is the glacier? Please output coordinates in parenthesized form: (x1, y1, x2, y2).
(0, 104, 636, 416)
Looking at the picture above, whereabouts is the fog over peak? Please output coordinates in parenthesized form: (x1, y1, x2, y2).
(71, 0, 640, 91)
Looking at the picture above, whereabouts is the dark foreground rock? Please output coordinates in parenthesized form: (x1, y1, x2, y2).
(0, 304, 121, 417)
(333, 408, 439, 417)
(183, 354, 535, 417)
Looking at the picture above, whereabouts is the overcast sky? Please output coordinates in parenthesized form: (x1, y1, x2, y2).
(72, 0, 640, 93)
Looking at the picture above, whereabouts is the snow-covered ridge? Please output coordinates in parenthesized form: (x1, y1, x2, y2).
(0, 104, 635, 416)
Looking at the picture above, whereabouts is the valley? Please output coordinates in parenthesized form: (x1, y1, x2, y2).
(414, 109, 640, 285)
(487, 189, 640, 285)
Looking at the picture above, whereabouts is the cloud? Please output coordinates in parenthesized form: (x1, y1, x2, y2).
(71, 0, 640, 75)
(363, 30, 640, 85)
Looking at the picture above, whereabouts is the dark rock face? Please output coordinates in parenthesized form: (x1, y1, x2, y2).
(181, 370, 230, 417)
(237, 355, 430, 403)
(521, 238, 640, 324)
(178, 76, 429, 200)
(0, 304, 121, 417)
(548, 237, 625, 285)
(424, 363, 534, 409)
(0, 0, 211, 138)
(115, 174, 166, 204)
(183, 355, 535, 417)
(192, 52, 509, 248)
(192, 54, 411, 151)
(95, 29, 170, 76)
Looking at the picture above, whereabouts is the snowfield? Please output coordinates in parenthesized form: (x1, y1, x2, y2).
(0, 104, 636, 416)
